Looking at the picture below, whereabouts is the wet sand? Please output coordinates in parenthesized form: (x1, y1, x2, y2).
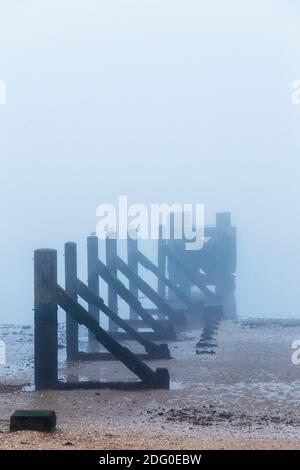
(1, 320, 300, 449)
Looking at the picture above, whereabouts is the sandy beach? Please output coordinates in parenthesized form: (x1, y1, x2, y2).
(1, 319, 300, 450)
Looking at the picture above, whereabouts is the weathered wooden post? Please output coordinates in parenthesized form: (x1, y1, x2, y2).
(65, 242, 79, 360)
(127, 230, 139, 320)
(87, 235, 100, 340)
(167, 212, 176, 302)
(167, 212, 190, 303)
(215, 212, 237, 318)
(216, 212, 231, 231)
(158, 225, 166, 301)
(106, 233, 118, 331)
(34, 249, 58, 389)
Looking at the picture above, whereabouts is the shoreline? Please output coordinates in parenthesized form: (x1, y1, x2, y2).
(1, 320, 300, 450)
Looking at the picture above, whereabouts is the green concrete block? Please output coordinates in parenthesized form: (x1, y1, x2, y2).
(10, 410, 56, 432)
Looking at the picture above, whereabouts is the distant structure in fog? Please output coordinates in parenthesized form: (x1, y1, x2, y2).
(162, 212, 236, 318)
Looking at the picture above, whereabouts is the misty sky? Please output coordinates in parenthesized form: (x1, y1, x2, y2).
(0, 0, 299, 323)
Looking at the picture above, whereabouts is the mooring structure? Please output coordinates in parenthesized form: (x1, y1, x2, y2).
(64, 241, 171, 361)
(158, 212, 237, 318)
(33, 211, 236, 391)
(34, 249, 170, 390)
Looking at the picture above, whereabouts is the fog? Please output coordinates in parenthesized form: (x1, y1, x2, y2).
(0, 0, 299, 324)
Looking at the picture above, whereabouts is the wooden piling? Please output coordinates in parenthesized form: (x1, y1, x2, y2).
(34, 249, 58, 390)
(158, 225, 167, 301)
(216, 211, 231, 230)
(167, 213, 191, 301)
(127, 231, 139, 320)
(106, 234, 118, 331)
(87, 235, 100, 340)
(167, 212, 176, 301)
(65, 242, 79, 360)
(215, 212, 237, 318)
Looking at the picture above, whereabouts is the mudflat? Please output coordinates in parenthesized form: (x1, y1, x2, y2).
(1, 320, 300, 450)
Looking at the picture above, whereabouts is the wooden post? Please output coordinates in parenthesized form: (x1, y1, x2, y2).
(158, 225, 166, 300)
(34, 249, 58, 389)
(216, 212, 231, 230)
(87, 235, 100, 341)
(65, 242, 79, 360)
(215, 212, 237, 318)
(106, 233, 118, 331)
(167, 212, 188, 302)
(127, 230, 139, 320)
(167, 212, 176, 301)
(180, 211, 193, 298)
